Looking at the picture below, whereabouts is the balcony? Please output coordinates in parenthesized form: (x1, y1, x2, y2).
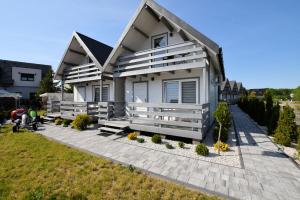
(127, 102, 210, 140)
(114, 41, 207, 77)
(63, 63, 101, 84)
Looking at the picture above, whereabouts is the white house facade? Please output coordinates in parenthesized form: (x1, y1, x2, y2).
(52, 0, 225, 142)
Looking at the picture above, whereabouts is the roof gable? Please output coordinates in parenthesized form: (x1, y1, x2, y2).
(103, 0, 224, 78)
(55, 32, 112, 80)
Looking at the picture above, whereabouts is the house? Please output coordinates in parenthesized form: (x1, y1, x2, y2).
(220, 79, 245, 103)
(0, 59, 52, 99)
(51, 0, 225, 142)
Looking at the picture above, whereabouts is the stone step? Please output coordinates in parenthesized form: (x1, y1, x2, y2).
(99, 127, 123, 134)
(104, 122, 128, 129)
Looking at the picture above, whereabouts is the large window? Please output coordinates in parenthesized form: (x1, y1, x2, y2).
(93, 85, 109, 102)
(20, 73, 34, 81)
(163, 79, 198, 104)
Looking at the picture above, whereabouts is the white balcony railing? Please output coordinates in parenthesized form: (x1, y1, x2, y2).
(114, 41, 207, 77)
(63, 63, 101, 84)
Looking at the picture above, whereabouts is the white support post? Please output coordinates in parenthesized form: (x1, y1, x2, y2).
(99, 79, 103, 102)
(61, 79, 64, 102)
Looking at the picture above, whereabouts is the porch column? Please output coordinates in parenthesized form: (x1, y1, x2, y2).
(202, 67, 208, 103)
(99, 78, 103, 102)
(61, 79, 64, 101)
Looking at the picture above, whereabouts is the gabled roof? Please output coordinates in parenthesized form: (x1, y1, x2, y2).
(221, 78, 230, 91)
(229, 81, 237, 90)
(76, 32, 113, 66)
(54, 32, 112, 80)
(103, 0, 225, 79)
(237, 82, 243, 91)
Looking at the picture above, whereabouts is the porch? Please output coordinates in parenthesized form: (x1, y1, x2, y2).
(46, 100, 210, 140)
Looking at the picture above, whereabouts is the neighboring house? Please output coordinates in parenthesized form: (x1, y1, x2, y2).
(0, 59, 51, 99)
(220, 79, 245, 103)
(220, 78, 231, 102)
(52, 0, 225, 142)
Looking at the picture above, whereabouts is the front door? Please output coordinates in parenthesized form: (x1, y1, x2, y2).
(133, 82, 148, 118)
(77, 86, 86, 102)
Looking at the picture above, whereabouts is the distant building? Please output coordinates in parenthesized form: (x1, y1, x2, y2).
(0, 59, 51, 99)
(248, 88, 266, 97)
(220, 79, 245, 103)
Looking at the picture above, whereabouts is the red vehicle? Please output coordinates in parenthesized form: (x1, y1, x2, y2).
(11, 108, 27, 121)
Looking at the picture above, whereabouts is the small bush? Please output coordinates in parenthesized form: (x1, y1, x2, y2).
(128, 132, 137, 140)
(71, 114, 90, 131)
(195, 143, 209, 156)
(178, 141, 185, 148)
(165, 143, 174, 149)
(24, 187, 44, 200)
(213, 126, 228, 142)
(214, 141, 229, 152)
(63, 119, 72, 127)
(137, 138, 145, 143)
(274, 105, 297, 146)
(151, 134, 162, 144)
(128, 165, 135, 172)
(54, 118, 63, 126)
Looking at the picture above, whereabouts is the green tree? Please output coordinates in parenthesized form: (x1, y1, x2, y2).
(267, 102, 280, 135)
(293, 86, 300, 101)
(36, 69, 56, 97)
(213, 102, 231, 154)
(274, 105, 297, 146)
(264, 90, 273, 125)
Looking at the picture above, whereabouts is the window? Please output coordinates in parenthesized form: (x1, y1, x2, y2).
(163, 79, 198, 104)
(93, 85, 109, 102)
(164, 81, 179, 103)
(94, 87, 100, 102)
(21, 73, 34, 81)
(102, 86, 109, 102)
(152, 33, 168, 68)
(182, 81, 196, 103)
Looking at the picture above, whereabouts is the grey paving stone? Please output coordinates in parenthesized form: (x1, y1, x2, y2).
(38, 107, 300, 200)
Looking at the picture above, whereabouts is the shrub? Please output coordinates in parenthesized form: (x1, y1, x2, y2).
(195, 143, 209, 156)
(267, 103, 280, 135)
(137, 138, 145, 143)
(274, 105, 297, 146)
(71, 114, 90, 131)
(297, 127, 300, 153)
(178, 141, 185, 148)
(128, 132, 137, 140)
(165, 143, 174, 149)
(264, 90, 273, 125)
(54, 118, 63, 126)
(213, 126, 228, 142)
(63, 119, 72, 127)
(151, 134, 162, 144)
(214, 141, 229, 152)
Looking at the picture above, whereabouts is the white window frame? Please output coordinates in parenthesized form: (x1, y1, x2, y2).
(163, 78, 198, 104)
(93, 84, 110, 102)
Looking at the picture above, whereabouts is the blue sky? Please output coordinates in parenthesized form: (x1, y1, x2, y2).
(0, 0, 299, 89)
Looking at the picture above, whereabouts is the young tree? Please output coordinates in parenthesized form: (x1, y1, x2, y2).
(264, 90, 273, 125)
(267, 102, 280, 135)
(213, 102, 231, 154)
(36, 69, 56, 97)
(274, 105, 297, 146)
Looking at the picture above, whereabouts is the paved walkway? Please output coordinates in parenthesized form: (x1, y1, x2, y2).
(37, 106, 300, 200)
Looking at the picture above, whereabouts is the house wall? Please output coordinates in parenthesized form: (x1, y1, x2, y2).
(137, 22, 184, 51)
(73, 79, 114, 102)
(125, 68, 206, 104)
(12, 67, 42, 87)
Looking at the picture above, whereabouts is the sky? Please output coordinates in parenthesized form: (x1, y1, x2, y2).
(0, 0, 299, 89)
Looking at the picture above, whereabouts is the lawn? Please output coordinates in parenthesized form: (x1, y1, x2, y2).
(0, 125, 219, 200)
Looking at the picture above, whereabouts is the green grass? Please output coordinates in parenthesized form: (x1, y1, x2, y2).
(0, 125, 219, 200)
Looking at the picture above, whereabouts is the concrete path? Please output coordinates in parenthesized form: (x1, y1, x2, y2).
(37, 106, 300, 200)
